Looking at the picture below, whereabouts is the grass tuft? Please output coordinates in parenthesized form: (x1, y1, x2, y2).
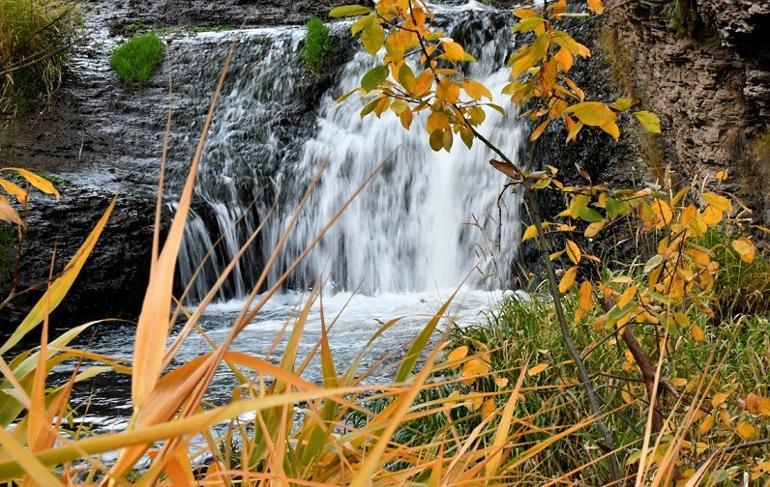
(0, 0, 80, 118)
(109, 33, 164, 87)
(302, 17, 330, 75)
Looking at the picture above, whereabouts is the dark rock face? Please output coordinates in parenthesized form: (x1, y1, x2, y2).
(1, 187, 160, 331)
(608, 0, 770, 222)
(0, 0, 355, 332)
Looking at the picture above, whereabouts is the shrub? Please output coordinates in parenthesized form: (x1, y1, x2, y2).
(109, 33, 164, 87)
(302, 17, 330, 75)
(0, 0, 80, 117)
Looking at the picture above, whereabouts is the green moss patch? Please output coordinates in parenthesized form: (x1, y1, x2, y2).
(110, 33, 164, 87)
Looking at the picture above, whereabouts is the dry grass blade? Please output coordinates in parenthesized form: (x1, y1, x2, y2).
(131, 44, 234, 410)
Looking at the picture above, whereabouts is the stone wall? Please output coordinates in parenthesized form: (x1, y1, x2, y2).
(607, 0, 770, 222)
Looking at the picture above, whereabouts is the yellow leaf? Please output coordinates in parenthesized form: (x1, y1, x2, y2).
(427, 111, 450, 133)
(522, 224, 538, 241)
(513, 8, 537, 18)
(719, 408, 732, 427)
(600, 120, 620, 140)
(566, 102, 616, 127)
(698, 414, 715, 435)
(703, 192, 732, 213)
(691, 324, 706, 343)
(715, 169, 728, 181)
(702, 205, 723, 226)
(442, 40, 472, 62)
(651, 198, 673, 229)
(616, 285, 636, 309)
(587, 0, 604, 14)
(554, 47, 573, 72)
(633, 111, 661, 133)
(578, 280, 593, 311)
(670, 377, 688, 387)
(495, 377, 509, 388)
(527, 363, 549, 377)
(2, 167, 60, 201)
(462, 79, 492, 101)
(711, 392, 727, 409)
(447, 346, 469, 367)
(0, 196, 22, 226)
(0, 178, 28, 204)
(412, 70, 433, 97)
(565, 239, 581, 264)
(558, 266, 578, 293)
(731, 237, 756, 264)
(481, 399, 496, 419)
(530, 119, 549, 142)
(748, 394, 770, 416)
(436, 78, 460, 104)
(736, 422, 759, 440)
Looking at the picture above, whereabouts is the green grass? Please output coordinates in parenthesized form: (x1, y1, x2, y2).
(0, 0, 80, 117)
(109, 33, 164, 87)
(701, 229, 770, 317)
(302, 17, 330, 75)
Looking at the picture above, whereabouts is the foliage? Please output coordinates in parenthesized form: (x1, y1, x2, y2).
(302, 17, 331, 75)
(0, 0, 80, 118)
(0, 0, 768, 485)
(109, 33, 164, 87)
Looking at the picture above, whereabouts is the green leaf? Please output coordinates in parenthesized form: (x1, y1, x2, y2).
(644, 254, 664, 273)
(634, 110, 661, 133)
(578, 206, 603, 223)
(360, 16, 385, 55)
(361, 65, 389, 92)
(330, 5, 371, 17)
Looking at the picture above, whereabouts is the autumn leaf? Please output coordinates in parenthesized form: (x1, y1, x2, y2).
(584, 219, 606, 238)
(715, 169, 729, 181)
(527, 363, 549, 377)
(522, 224, 537, 241)
(330, 5, 372, 17)
(558, 266, 578, 293)
(494, 377, 509, 388)
(731, 237, 756, 264)
(462, 79, 492, 101)
(3, 167, 60, 201)
(610, 97, 633, 111)
(691, 324, 706, 342)
(633, 111, 661, 133)
(698, 415, 715, 435)
(565, 240, 581, 265)
(447, 346, 469, 367)
(0, 196, 23, 226)
(587, 0, 604, 14)
(736, 422, 759, 440)
(746, 394, 770, 415)
(703, 192, 732, 213)
(441, 40, 474, 62)
(711, 392, 727, 409)
(565, 102, 616, 128)
(651, 198, 673, 229)
(616, 285, 636, 309)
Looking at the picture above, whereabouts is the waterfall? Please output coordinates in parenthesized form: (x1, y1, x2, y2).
(177, 3, 525, 301)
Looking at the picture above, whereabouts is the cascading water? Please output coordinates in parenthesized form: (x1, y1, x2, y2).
(270, 5, 523, 294)
(61, 2, 529, 425)
(178, 2, 525, 301)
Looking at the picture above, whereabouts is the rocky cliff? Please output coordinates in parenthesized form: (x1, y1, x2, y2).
(606, 0, 770, 222)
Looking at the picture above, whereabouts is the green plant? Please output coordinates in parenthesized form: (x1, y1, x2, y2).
(0, 0, 80, 117)
(302, 17, 330, 75)
(109, 33, 164, 87)
(700, 229, 770, 317)
(668, 0, 700, 39)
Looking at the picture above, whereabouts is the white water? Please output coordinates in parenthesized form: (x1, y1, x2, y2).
(175, 5, 525, 300)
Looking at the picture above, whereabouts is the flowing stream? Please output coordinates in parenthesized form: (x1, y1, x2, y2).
(66, 1, 527, 426)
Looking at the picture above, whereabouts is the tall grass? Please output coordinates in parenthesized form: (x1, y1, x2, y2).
(0, 0, 80, 117)
(0, 44, 769, 487)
